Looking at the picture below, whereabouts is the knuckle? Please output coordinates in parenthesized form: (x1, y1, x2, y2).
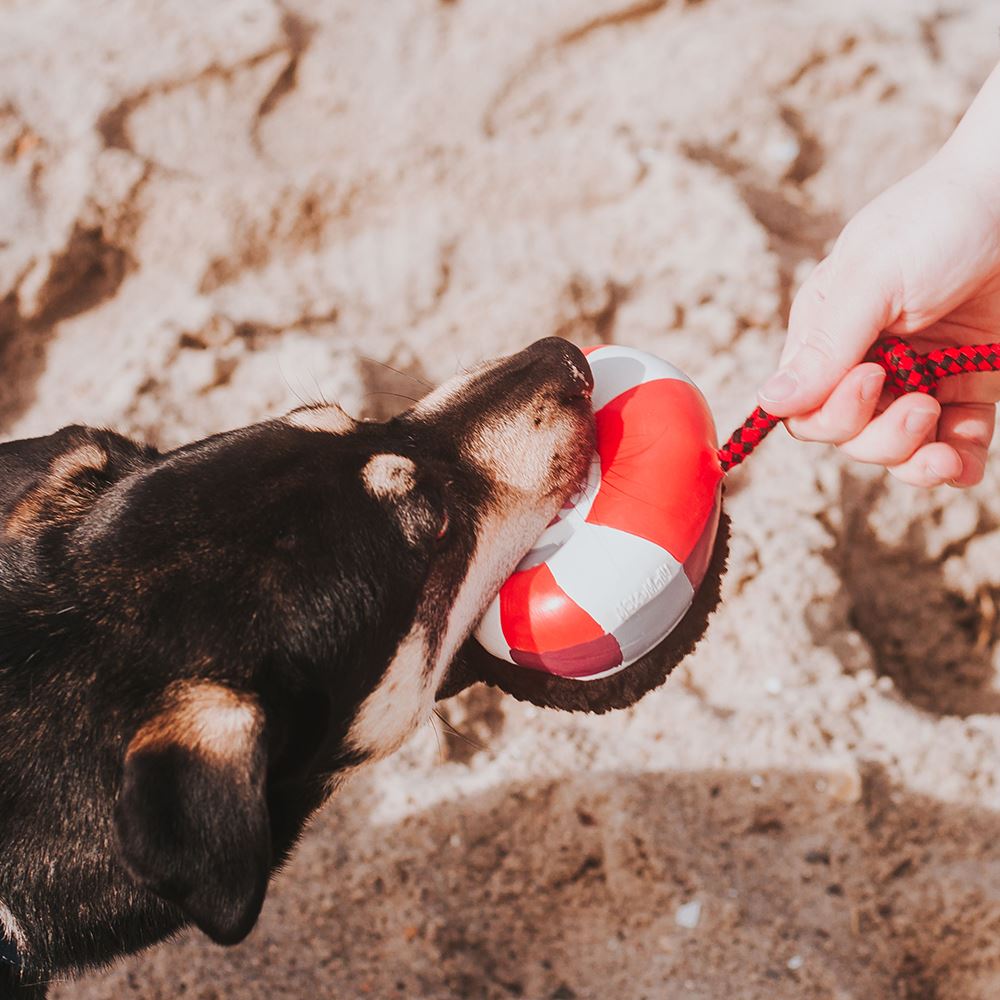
(799, 326, 838, 365)
(841, 437, 912, 467)
(787, 406, 854, 445)
(789, 271, 825, 321)
(811, 418, 847, 445)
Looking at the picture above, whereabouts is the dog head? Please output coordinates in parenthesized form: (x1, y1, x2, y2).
(81, 337, 594, 946)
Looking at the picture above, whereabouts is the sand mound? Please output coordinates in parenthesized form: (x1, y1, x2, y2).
(2, 0, 999, 996)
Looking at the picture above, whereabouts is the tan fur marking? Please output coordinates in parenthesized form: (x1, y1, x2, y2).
(410, 358, 496, 417)
(362, 454, 417, 500)
(129, 682, 261, 764)
(347, 502, 560, 760)
(4, 443, 108, 537)
(49, 443, 107, 481)
(347, 627, 431, 758)
(0, 898, 26, 953)
(287, 404, 356, 435)
(465, 410, 563, 493)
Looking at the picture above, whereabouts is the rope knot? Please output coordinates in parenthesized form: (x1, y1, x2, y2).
(868, 336, 940, 397)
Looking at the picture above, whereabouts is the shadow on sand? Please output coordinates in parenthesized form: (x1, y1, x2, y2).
(57, 762, 1000, 1000)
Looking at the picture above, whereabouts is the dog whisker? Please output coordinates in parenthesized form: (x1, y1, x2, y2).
(277, 358, 320, 410)
(306, 367, 329, 406)
(428, 713, 446, 763)
(359, 356, 433, 391)
(362, 391, 422, 405)
(433, 708, 488, 753)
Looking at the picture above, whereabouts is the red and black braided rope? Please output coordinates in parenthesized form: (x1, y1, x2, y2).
(718, 336, 1000, 473)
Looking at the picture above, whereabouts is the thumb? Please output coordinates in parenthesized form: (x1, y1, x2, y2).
(758, 249, 898, 418)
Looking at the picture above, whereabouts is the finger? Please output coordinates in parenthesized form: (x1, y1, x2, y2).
(932, 370, 1000, 406)
(784, 363, 885, 444)
(936, 402, 996, 486)
(776, 258, 830, 368)
(887, 442, 964, 488)
(838, 394, 942, 466)
(905, 319, 1000, 406)
(759, 242, 899, 418)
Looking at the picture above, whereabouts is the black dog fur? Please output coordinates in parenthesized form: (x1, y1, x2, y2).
(0, 338, 596, 998)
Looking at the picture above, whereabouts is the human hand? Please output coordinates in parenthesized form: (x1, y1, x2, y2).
(758, 70, 1000, 487)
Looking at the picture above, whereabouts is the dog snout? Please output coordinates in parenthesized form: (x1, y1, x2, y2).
(523, 337, 593, 401)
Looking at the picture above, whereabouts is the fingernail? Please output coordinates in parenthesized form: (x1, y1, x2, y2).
(760, 369, 798, 404)
(904, 408, 937, 436)
(860, 372, 884, 403)
(949, 447, 980, 487)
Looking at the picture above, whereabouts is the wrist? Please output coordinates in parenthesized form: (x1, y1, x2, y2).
(933, 63, 1000, 204)
(932, 145, 1000, 210)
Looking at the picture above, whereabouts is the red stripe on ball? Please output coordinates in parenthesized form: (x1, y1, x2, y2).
(499, 562, 605, 654)
(510, 632, 623, 678)
(587, 379, 722, 562)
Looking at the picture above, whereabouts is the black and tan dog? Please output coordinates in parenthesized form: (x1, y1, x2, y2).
(0, 338, 599, 998)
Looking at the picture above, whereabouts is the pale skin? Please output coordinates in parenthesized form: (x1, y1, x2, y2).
(759, 62, 1000, 488)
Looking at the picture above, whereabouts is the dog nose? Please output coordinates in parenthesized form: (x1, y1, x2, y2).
(526, 337, 594, 398)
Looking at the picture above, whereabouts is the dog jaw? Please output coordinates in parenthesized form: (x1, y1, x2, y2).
(346, 503, 561, 760)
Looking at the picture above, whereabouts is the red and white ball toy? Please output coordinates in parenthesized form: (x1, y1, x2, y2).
(475, 345, 723, 680)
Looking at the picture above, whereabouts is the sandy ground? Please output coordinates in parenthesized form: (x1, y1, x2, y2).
(4, 0, 1000, 997)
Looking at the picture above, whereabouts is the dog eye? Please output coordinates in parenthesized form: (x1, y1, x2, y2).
(435, 511, 450, 541)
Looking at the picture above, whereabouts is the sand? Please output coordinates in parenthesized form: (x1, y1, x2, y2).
(3, 0, 1000, 996)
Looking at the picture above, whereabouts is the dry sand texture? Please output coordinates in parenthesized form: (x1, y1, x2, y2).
(3, 0, 1000, 996)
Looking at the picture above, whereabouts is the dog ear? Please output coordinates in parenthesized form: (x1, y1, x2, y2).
(114, 682, 272, 945)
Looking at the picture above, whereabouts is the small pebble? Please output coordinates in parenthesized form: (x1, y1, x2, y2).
(449, 833, 462, 848)
(764, 677, 783, 695)
(828, 768, 862, 804)
(787, 955, 804, 971)
(675, 900, 702, 929)
(15, 132, 40, 158)
(750, 774, 764, 789)
(766, 135, 801, 167)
